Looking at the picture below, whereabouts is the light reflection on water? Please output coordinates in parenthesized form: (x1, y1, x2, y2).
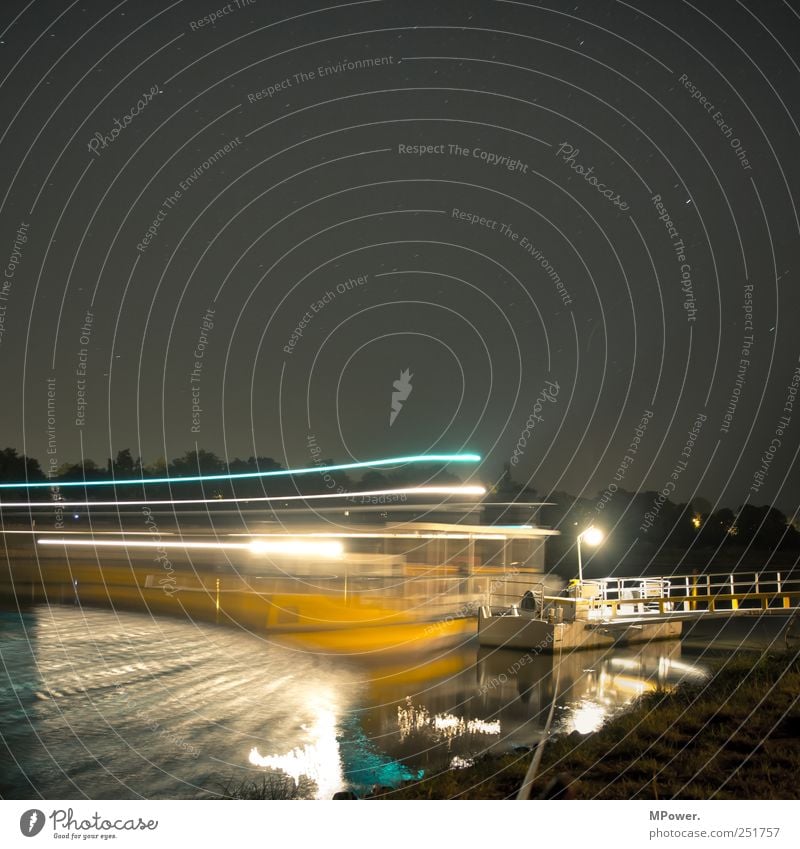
(0, 605, 707, 798)
(355, 640, 708, 778)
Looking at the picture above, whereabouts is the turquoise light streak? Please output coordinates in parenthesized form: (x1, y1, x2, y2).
(0, 453, 481, 489)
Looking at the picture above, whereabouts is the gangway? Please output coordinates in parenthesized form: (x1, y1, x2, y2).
(587, 570, 800, 616)
(478, 570, 800, 651)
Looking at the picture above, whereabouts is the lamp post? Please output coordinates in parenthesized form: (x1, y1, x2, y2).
(576, 526, 604, 584)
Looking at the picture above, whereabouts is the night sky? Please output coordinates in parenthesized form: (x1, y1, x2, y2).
(1, 0, 798, 514)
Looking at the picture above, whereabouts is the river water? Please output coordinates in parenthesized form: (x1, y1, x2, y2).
(0, 604, 710, 799)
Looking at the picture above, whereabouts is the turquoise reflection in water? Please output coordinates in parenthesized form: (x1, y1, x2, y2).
(338, 713, 423, 790)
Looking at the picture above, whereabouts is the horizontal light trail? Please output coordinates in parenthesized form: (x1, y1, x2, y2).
(38, 529, 512, 547)
(0, 452, 481, 489)
(0, 485, 486, 509)
(2, 529, 176, 536)
(37, 537, 344, 557)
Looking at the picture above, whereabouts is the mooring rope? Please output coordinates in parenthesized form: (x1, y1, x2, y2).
(516, 638, 564, 800)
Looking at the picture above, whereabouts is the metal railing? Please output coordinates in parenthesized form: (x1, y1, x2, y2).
(584, 570, 800, 616)
(482, 570, 800, 621)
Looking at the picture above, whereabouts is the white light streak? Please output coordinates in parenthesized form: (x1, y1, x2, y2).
(249, 539, 343, 557)
(2, 485, 486, 510)
(37, 537, 343, 558)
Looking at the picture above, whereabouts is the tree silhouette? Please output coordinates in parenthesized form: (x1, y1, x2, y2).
(169, 449, 223, 476)
(109, 448, 141, 477)
(0, 447, 44, 482)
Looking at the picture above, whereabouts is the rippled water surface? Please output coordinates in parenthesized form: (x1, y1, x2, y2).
(0, 605, 708, 798)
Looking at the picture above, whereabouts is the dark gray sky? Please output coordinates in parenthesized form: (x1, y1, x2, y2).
(0, 0, 798, 513)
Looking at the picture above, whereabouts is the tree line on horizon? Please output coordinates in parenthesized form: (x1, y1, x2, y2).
(501, 464, 800, 556)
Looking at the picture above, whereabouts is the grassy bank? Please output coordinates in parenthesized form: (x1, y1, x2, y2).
(379, 651, 800, 800)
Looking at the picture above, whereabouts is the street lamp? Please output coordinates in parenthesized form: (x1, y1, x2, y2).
(577, 526, 604, 583)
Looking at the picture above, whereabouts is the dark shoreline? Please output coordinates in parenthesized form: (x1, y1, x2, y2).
(374, 651, 800, 800)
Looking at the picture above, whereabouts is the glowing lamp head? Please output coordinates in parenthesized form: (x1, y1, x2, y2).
(581, 527, 603, 546)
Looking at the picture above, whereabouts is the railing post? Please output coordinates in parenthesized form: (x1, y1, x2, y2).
(730, 574, 738, 610)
